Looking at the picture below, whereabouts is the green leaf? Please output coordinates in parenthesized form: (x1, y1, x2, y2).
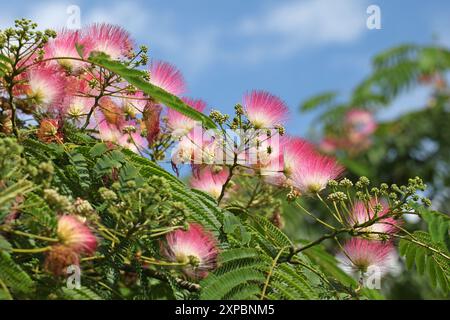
(88, 53, 216, 129)
(0, 252, 35, 294)
(300, 91, 337, 112)
(0, 235, 12, 252)
(200, 266, 266, 300)
(89, 143, 108, 158)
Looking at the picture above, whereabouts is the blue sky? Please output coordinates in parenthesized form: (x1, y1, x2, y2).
(1, 0, 449, 137)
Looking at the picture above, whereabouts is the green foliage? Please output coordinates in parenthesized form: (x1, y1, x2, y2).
(0, 251, 35, 296)
(399, 231, 450, 294)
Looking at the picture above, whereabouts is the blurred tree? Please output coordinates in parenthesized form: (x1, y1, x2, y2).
(299, 44, 450, 299)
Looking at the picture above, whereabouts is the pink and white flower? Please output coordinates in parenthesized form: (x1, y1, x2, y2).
(162, 223, 219, 279)
(57, 215, 97, 255)
(243, 90, 289, 128)
(281, 136, 315, 180)
(337, 238, 396, 278)
(22, 67, 66, 112)
(44, 29, 92, 71)
(291, 150, 344, 194)
(171, 128, 216, 165)
(189, 166, 229, 199)
(96, 116, 147, 153)
(83, 23, 133, 59)
(349, 199, 400, 237)
(149, 60, 186, 96)
(168, 97, 206, 137)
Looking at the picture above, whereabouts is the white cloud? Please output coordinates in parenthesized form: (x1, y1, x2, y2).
(236, 0, 368, 62)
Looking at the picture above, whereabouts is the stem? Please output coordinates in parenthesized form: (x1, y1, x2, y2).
(217, 155, 238, 204)
(140, 256, 190, 266)
(4, 229, 58, 242)
(294, 200, 336, 230)
(12, 246, 52, 253)
(261, 246, 289, 300)
(286, 228, 350, 261)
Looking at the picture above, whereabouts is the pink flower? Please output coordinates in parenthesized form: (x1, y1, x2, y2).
(64, 96, 93, 121)
(337, 238, 396, 277)
(162, 223, 219, 279)
(345, 109, 377, 142)
(149, 60, 186, 96)
(96, 116, 147, 153)
(83, 23, 133, 59)
(349, 199, 400, 237)
(282, 136, 315, 179)
(171, 128, 216, 165)
(291, 150, 344, 194)
(57, 215, 97, 255)
(44, 29, 92, 71)
(246, 133, 284, 183)
(189, 166, 229, 199)
(243, 90, 289, 128)
(168, 97, 206, 137)
(22, 67, 66, 112)
(117, 122, 148, 153)
(122, 91, 148, 116)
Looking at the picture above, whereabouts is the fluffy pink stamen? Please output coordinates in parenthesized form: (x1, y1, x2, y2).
(83, 23, 133, 59)
(162, 223, 219, 279)
(337, 238, 396, 277)
(190, 166, 229, 199)
(349, 199, 400, 236)
(149, 60, 186, 96)
(168, 97, 206, 136)
(291, 150, 344, 193)
(57, 215, 97, 255)
(243, 90, 289, 128)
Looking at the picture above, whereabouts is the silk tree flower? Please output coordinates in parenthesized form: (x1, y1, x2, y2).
(345, 109, 377, 142)
(171, 128, 216, 165)
(44, 29, 92, 72)
(96, 117, 147, 153)
(122, 91, 148, 116)
(57, 215, 97, 255)
(337, 238, 397, 279)
(291, 150, 344, 194)
(64, 95, 93, 121)
(243, 90, 289, 128)
(149, 60, 186, 96)
(162, 223, 219, 279)
(189, 166, 230, 199)
(117, 122, 148, 153)
(250, 134, 284, 184)
(168, 97, 206, 137)
(349, 199, 400, 237)
(83, 23, 133, 59)
(282, 136, 315, 180)
(261, 136, 316, 186)
(22, 67, 66, 112)
(37, 118, 63, 143)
